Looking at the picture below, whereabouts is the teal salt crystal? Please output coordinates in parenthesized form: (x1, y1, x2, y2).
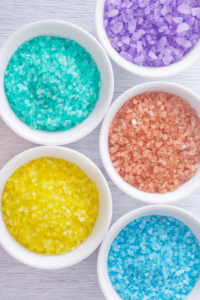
(4, 36, 101, 131)
(108, 215, 200, 300)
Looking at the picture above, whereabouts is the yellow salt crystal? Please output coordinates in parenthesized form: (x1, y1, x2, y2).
(1, 157, 99, 255)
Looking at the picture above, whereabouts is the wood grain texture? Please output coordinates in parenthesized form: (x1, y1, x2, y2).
(0, 1, 200, 299)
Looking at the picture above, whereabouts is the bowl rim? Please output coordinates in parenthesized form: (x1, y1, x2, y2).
(95, 0, 200, 78)
(0, 146, 113, 269)
(0, 19, 114, 146)
(99, 81, 200, 204)
(97, 205, 200, 300)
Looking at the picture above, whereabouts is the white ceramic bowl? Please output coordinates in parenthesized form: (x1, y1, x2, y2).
(95, 0, 200, 78)
(98, 205, 200, 300)
(0, 146, 112, 269)
(0, 20, 114, 145)
(100, 81, 200, 204)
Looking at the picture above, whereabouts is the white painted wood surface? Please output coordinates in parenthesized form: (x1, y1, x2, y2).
(0, 1, 200, 299)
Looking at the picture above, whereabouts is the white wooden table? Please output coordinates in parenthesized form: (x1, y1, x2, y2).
(0, 1, 200, 299)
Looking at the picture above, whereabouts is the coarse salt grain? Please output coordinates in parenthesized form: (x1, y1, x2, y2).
(109, 91, 200, 193)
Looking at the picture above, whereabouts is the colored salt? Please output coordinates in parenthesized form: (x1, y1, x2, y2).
(1, 158, 99, 255)
(109, 91, 200, 193)
(108, 215, 200, 300)
(4, 36, 101, 131)
(103, 0, 200, 66)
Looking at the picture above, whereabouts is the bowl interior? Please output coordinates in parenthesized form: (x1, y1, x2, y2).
(100, 81, 200, 204)
(95, 0, 200, 78)
(0, 146, 112, 269)
(0, 20, 113, 145)
(98, 205, 200, 300)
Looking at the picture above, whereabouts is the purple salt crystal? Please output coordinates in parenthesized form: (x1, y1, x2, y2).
(161, 5, 169, 16)
(121, 0, 129, 8)
(134, 55, 145, 64)
(108, 9, 119, 17)
(104, 19, 108, 28)
(176, 37, 185, 46)
(163, 55, 173, 65)
(183, 40, 192, 48)
(192, 7, 200, 19)
(122, 12, 128, 23)
(157, 36, 168, 52)
(177, 22, 189, 33)
(177, 4, 192, 15)
(176, 37, 192, 48)
(137, 41, 143, 52)
(111, 22, 123, 34)
(120, 51, 133, 62)
(110, 0, 121, 5)
(138, 29, 146, 35)
(122, 36, 131, 44)
(149, 51, 157, 59)
(145, 6, 150, 14)
(154, 9, 161, 21)
(138, 18, 144, 25)
(165, 14, 172, 24)
(157, 17, 164, 26)
(132, 32, 141, 41)
(159, 23, 168, 33)
(138, 0, 149, 8)
(172, 17, 183, 24)
(128, 19, 137, 33)
(129, 47, 136, 56)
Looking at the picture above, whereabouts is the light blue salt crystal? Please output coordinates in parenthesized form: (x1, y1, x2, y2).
(176, 270, 185, 276)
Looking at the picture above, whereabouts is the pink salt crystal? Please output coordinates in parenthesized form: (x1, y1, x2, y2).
(177, 22, 189, 34)
(153, 166, 159, 173)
